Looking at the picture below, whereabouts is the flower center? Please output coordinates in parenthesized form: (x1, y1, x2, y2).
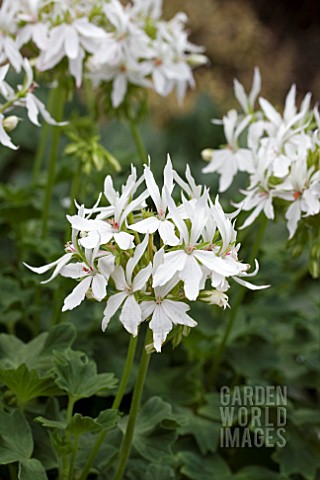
(186, 245, 195, 254)
(293, 191, 302, 200)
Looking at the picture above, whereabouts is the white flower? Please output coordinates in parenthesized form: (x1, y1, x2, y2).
(102, 234, 152, 335)
(0, 0, 23, 72)
(129, 155, 179, 246)
(276, 160, 320, 238)
(202, 110, 254, 192)
(37, 18, 107, 86)
(153, 192, 240, 300)
(141, 249, 197, 352)
(61, 244, 115, 312)
(68, 166, 147, 249)
(233, 67, 261, 115)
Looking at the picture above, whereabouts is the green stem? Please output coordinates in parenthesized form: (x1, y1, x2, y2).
(208, 215, 268, 389)
(41, 85, 66, 239)
(128, 114, 147, 165)
(113, 329, 152, 480)
(65, 159, 82, 241)
(68, 436, 79, 480)
(32, 87, 57, 185)
(61, 396, 76, 480)
(78, 335, 138, 480)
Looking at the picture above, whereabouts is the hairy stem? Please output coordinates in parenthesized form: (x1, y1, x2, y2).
(113, 329, 152, 480)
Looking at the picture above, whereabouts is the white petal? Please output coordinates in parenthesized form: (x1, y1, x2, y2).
(25, 94, 40, 126)
(60, 263, 88, 279)
(233, 276, 270, 290)
(62, 276, 92, 311)
(65, 26, 80, 59)
(0, 117, 18, 150)
(111, 266, 127, 291)
(112, 74, 127, 108)
(92, 273, 108, 301)
(144, 165, 162, 211)
(162, 299, 197, 327)
(285, 201, 301, 239)
(153, 250, 187, 287)
(98, 255, 115, 278)
(179, 255, 203, 301)
(129, 217, 160, 234)
(193, 250, 239, 276)
(24, 253, 74, 283)
(158, 219, 179, 246)
(140, 301, 156, 321)
(126, 234, 149, 283)
(149, 305, 172, 352)
(102, 291, 127, 331)
(259, 97, 282, 125)
(114, 232, 135, 250)
(132, 263, 152, 292)
(120, 295, 142, 336)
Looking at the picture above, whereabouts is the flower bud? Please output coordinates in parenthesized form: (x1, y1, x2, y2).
(199, 290, 229, 309)
(3, 116, 19, 132)
(201, 148, 213, 162)
(187, 54, 208, 67)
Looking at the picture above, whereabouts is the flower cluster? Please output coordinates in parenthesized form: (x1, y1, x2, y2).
(0, 59, 66, 149)
(1, 0, 206, 106)
(25, 157, 267, 352)
(202, 68, 320, 239)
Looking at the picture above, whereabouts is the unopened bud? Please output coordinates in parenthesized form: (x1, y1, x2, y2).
(3, 115, 19, 132)
(187, 54, 209, 67)
(199, 290, 229, 309)
(201, 148, 213, 162)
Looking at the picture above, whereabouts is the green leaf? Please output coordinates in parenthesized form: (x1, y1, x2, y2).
(120, 397, 183, 463)
(178, 451, 231, 480)
(34, 417, 66, 431)
(53, 349, 118, 401)
(198, 393, 223, 422)
(144, 463, 175, 480)
(177, 408, 220, 454)
(18, 459, 47, 480)
(233, 465, 281, 480)
(0, 364, 63, 404)
(272, 424, 320, 480)
(66, 413, 101, 436)
(0, 323, 76, 371)
(96, 409, 121, 430)
(0, 410, 33, 464)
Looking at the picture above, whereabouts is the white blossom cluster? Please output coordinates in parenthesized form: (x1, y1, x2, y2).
(0, 59, 65, 149)
(202, 68, 320, 239)
(25, 157, 267, 352)
(0, 0, 206, 107)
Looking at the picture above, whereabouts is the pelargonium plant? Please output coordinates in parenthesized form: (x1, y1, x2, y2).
(202, 69, 320, 276)
(1, 0, 206, 106)
(25, 156, 267, 478)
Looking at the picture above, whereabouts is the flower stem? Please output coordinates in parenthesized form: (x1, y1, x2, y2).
(208, 215, 268, 389)
(41, 85, 66, 239)
(78, 335, 138, 480)
(65, 159, 82, 242)
(113, 329, 152, 480)
(31, 87, 57, 185)
(61, 396, 76, 480)
(128, 113, 147, 165)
